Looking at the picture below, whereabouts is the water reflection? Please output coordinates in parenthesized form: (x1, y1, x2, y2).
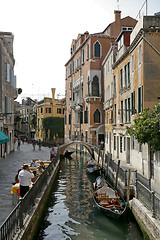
(37, 152, 143, 240)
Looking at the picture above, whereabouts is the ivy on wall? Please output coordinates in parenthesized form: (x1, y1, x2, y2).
(42, 117, 64, 140)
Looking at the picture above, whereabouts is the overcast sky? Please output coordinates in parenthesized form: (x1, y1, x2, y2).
(0, 0, 159, 102)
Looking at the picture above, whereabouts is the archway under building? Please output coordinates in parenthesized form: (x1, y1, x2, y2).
(97, 124, 105, 143)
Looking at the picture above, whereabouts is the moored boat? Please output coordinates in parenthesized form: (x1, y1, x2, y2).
(86, 158, 101, 174)
(93, 176, 127, 219)
(63, 150, 74, 158)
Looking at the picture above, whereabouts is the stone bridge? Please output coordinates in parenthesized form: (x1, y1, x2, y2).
(59, 141, 94, 156)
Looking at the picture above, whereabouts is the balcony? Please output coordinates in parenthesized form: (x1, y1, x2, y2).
(70, 97, 83, 109)
(103, 98, 113, 110)
(85, 93, 102, 102)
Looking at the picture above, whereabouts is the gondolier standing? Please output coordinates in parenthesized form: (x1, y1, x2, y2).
(18, 165, 34, 198)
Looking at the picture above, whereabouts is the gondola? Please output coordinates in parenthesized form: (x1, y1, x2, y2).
(63, 151, 74, 158)
(93, 176, 127, 219)
(86, 158, 101, 174)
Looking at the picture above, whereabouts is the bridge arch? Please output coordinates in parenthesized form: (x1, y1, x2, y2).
(59, 141, 94, 157)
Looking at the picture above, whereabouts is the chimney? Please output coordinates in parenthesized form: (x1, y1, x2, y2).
(114, 10, 121, 22)
(51, 88, 55, 100)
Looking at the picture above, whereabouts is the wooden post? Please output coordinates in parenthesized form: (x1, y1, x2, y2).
(102, 150, 105, 171)
(127, 169, 131, 205)
(115, 160, 120, 189)
(98, 145, 101, 164)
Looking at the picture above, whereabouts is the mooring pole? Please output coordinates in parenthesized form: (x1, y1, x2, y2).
(127, 169, 131, 205)
(115, 160, 120, 189)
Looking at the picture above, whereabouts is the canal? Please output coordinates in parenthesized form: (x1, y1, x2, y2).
(37, 151, 143, 240)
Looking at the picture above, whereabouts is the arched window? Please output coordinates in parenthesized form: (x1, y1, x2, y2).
(94, 109, 100, 123)
(87, 76, 90, 95)
(94, 41, 101, 57)
(92, 76, 99, 96)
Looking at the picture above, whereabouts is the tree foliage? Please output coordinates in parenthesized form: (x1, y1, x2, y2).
(42, 117, 64, 140)
(126, 103, 160, 152)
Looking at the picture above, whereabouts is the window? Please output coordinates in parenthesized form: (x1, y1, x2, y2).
(87, 77, 90, 94)
(92, 76, 99, 96)
(5, 96, 9, 113)
(124, 65, 127, 86)
(80, 110, 83, 124)
(87, 44, 89, 59)
(120, 69, 123, 89)
(128, 98, 131, 122)
(131, 91, 135, 115)
(132, 137, 135, 149)
(138, 44, 142, 65)
(113, 75, 116, 94)
(65, 114, 67, 124)
(84, 107, 88, 124)
(72, 60, 74, 73)
(114, 136, 116, 150)
(46, 108, 51, 113)
(94, 41, 101, 57)
(86, 131, 88, 142)
(5, 63, 7, 80)
(121, 100, 123, 123)
(94, 109, 100, 123)
(69, 113, 71, 124)
(57, 108, 61, 114)
(114, 104, 116, 124)
(124, 62, 130, 86)
(120, 137, 123, 153)
(137, 86, 143, 113)
(125, 99, 127, 122)
(82, 49, 85, 63)
(128, 62, 130, 84)
(131, 54, 134, 73)
(41, 108, 43, 113)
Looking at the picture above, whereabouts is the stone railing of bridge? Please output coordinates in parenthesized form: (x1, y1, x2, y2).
(59, 140, 94, 156)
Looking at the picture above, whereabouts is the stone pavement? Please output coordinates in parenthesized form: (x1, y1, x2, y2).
(0, 142, 50, 226)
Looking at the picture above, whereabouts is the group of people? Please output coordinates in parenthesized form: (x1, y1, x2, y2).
(13, 144, 58, 198)
(13, 159, 47, 198)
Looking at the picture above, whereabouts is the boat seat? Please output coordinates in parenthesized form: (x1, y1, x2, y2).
(97, 193, 109, 200)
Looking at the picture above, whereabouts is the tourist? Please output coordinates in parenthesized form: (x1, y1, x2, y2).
(30, 159, 38, 167)
(17, 139, 21, 150)
(18, 165, 34, 197)
(40, 161, 45, 170)
(50, 147, 56, 160)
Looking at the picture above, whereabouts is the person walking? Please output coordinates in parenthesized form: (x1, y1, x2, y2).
(32, 139, 36, 150)
(17, 139, 21, 150)
(18, 165, 34, 198)
(38, 139, 42, 150)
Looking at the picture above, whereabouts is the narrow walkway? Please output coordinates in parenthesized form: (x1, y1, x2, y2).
(0, 142, 50, 226)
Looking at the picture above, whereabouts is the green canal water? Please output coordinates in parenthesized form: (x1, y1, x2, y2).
(37, 152, 144, 240)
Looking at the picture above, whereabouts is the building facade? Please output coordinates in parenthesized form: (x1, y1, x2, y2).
(65, 11, 137, 145)
(36, 88, 65, 142)
(0, 32, 17, 158)
(103, 15, 160, 190)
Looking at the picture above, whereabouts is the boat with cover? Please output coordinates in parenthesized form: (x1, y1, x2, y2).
(63, 150, 74, 158)
(86, 158, 101, 173)
(93, 176, 127, 219)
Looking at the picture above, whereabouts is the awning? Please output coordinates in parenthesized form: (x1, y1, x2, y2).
(0, 130, 9, 144)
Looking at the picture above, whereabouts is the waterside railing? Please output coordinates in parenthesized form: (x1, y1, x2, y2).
(0, 152, 59, 240)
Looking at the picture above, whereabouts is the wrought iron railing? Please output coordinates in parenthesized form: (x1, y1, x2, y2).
(0, 153, 59, 240)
